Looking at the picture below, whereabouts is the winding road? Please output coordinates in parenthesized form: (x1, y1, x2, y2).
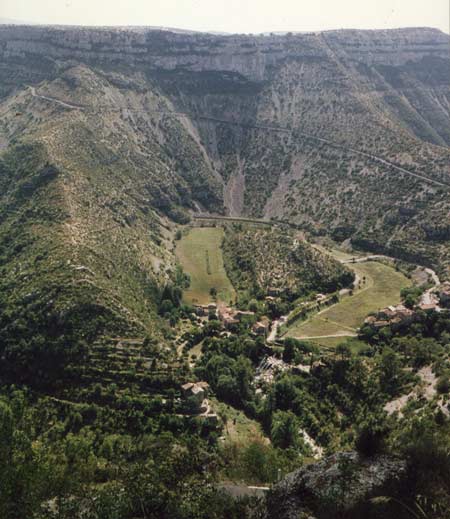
(26, 85, 450, 190)
(25, 81, 448, 343)
(28, 86, 84, 110)
(341, 254, 441, 287)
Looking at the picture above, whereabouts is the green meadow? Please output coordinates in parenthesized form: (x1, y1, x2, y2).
(176, 227, 236, 305)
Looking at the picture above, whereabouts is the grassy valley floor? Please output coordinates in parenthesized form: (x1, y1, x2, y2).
(285, 261, 411, 345)
(175, 227, 236, 305)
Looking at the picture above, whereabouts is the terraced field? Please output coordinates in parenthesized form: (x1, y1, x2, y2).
(176, 227, 236, 305)
(286, 261, 411, 344)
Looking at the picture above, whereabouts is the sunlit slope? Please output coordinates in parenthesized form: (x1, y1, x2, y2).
(0, 65, 228, 384)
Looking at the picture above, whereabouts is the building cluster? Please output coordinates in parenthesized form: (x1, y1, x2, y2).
(180, 381, 218, 426)
(365, 285, 450, 331)
(364, 304, 415, 330)
(193, 302, 272, 336)
(255, 355, 290, 385)
(252, 317, 270, 336)
(417, 287, 444, 312)
(194, 303, 219, 317)
(218, 305, 255, 329)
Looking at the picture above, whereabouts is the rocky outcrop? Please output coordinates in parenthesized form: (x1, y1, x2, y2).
(265, 451, 408, 519)
(324, 27, 450, 66)
(0, 26, 448, 84)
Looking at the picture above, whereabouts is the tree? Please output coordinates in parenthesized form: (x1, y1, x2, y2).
(401, 286, 423, 309)
(216, 374, 240, 405)
(0, 402, 14, 516)
(218, 410, 228, 434)
(437, 375, 450, 394)
(355, 414, 388, 457)
(240, 441, 281, 483)
(274, 376, 297, 410)
(248, 299, 258, 312)
(159, 299, 174, 315)
(235, 356, 254, 403)
(379, 348, 402, 396)
(283, 340, 296, 363)
(404, 293, 417, 309)
(336, 343, 351, 361)
(271, 411, 298, 449)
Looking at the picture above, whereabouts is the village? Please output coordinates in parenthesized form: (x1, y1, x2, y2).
(174, 221, 450, 440)
(191, 290, 338, 339)
(178, 270, 450, 427)
(364, 281, 450, 331)
(193, 301, 271, 336)
(177, 285, 357, 426)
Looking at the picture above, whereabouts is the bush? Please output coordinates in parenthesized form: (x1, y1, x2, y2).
(355, 417, 388, 458)
(437, 375, 450, 394)
(271, 411, 298, 449)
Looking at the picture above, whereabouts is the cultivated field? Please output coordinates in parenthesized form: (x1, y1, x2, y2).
(176, 227, 236, 305)
(311, 244, 360, 262)
(286, 261, 411, 342)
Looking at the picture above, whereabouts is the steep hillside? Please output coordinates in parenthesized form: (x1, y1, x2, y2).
(1, 29, 449, 275)
(0, 64, 226, 385)
(0, 26, 449, 368)
(222, 225, 354, 298)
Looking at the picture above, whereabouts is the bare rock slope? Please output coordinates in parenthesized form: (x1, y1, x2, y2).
(265, 451, 408, 519)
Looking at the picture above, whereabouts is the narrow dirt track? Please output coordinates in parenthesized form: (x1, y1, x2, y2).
(26, 85, 450, 190)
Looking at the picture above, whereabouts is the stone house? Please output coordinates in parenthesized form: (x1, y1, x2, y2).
(234, 310, 255, 321)
(364, 315, 390, 329)
(194, 304, 218, 318)
(218, 306, 254, 329)
(418, 302, 438, 312)
(252, 318, 270, 336)
(181, 381, 209, 409)
(194, 305, 209, 317)
(364, 304, 415, 330)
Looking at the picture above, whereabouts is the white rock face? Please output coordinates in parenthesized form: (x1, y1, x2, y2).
(0, 26, 448, 81)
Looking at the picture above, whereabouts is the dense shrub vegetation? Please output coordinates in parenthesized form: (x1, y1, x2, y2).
(222, 225, 354, 302)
